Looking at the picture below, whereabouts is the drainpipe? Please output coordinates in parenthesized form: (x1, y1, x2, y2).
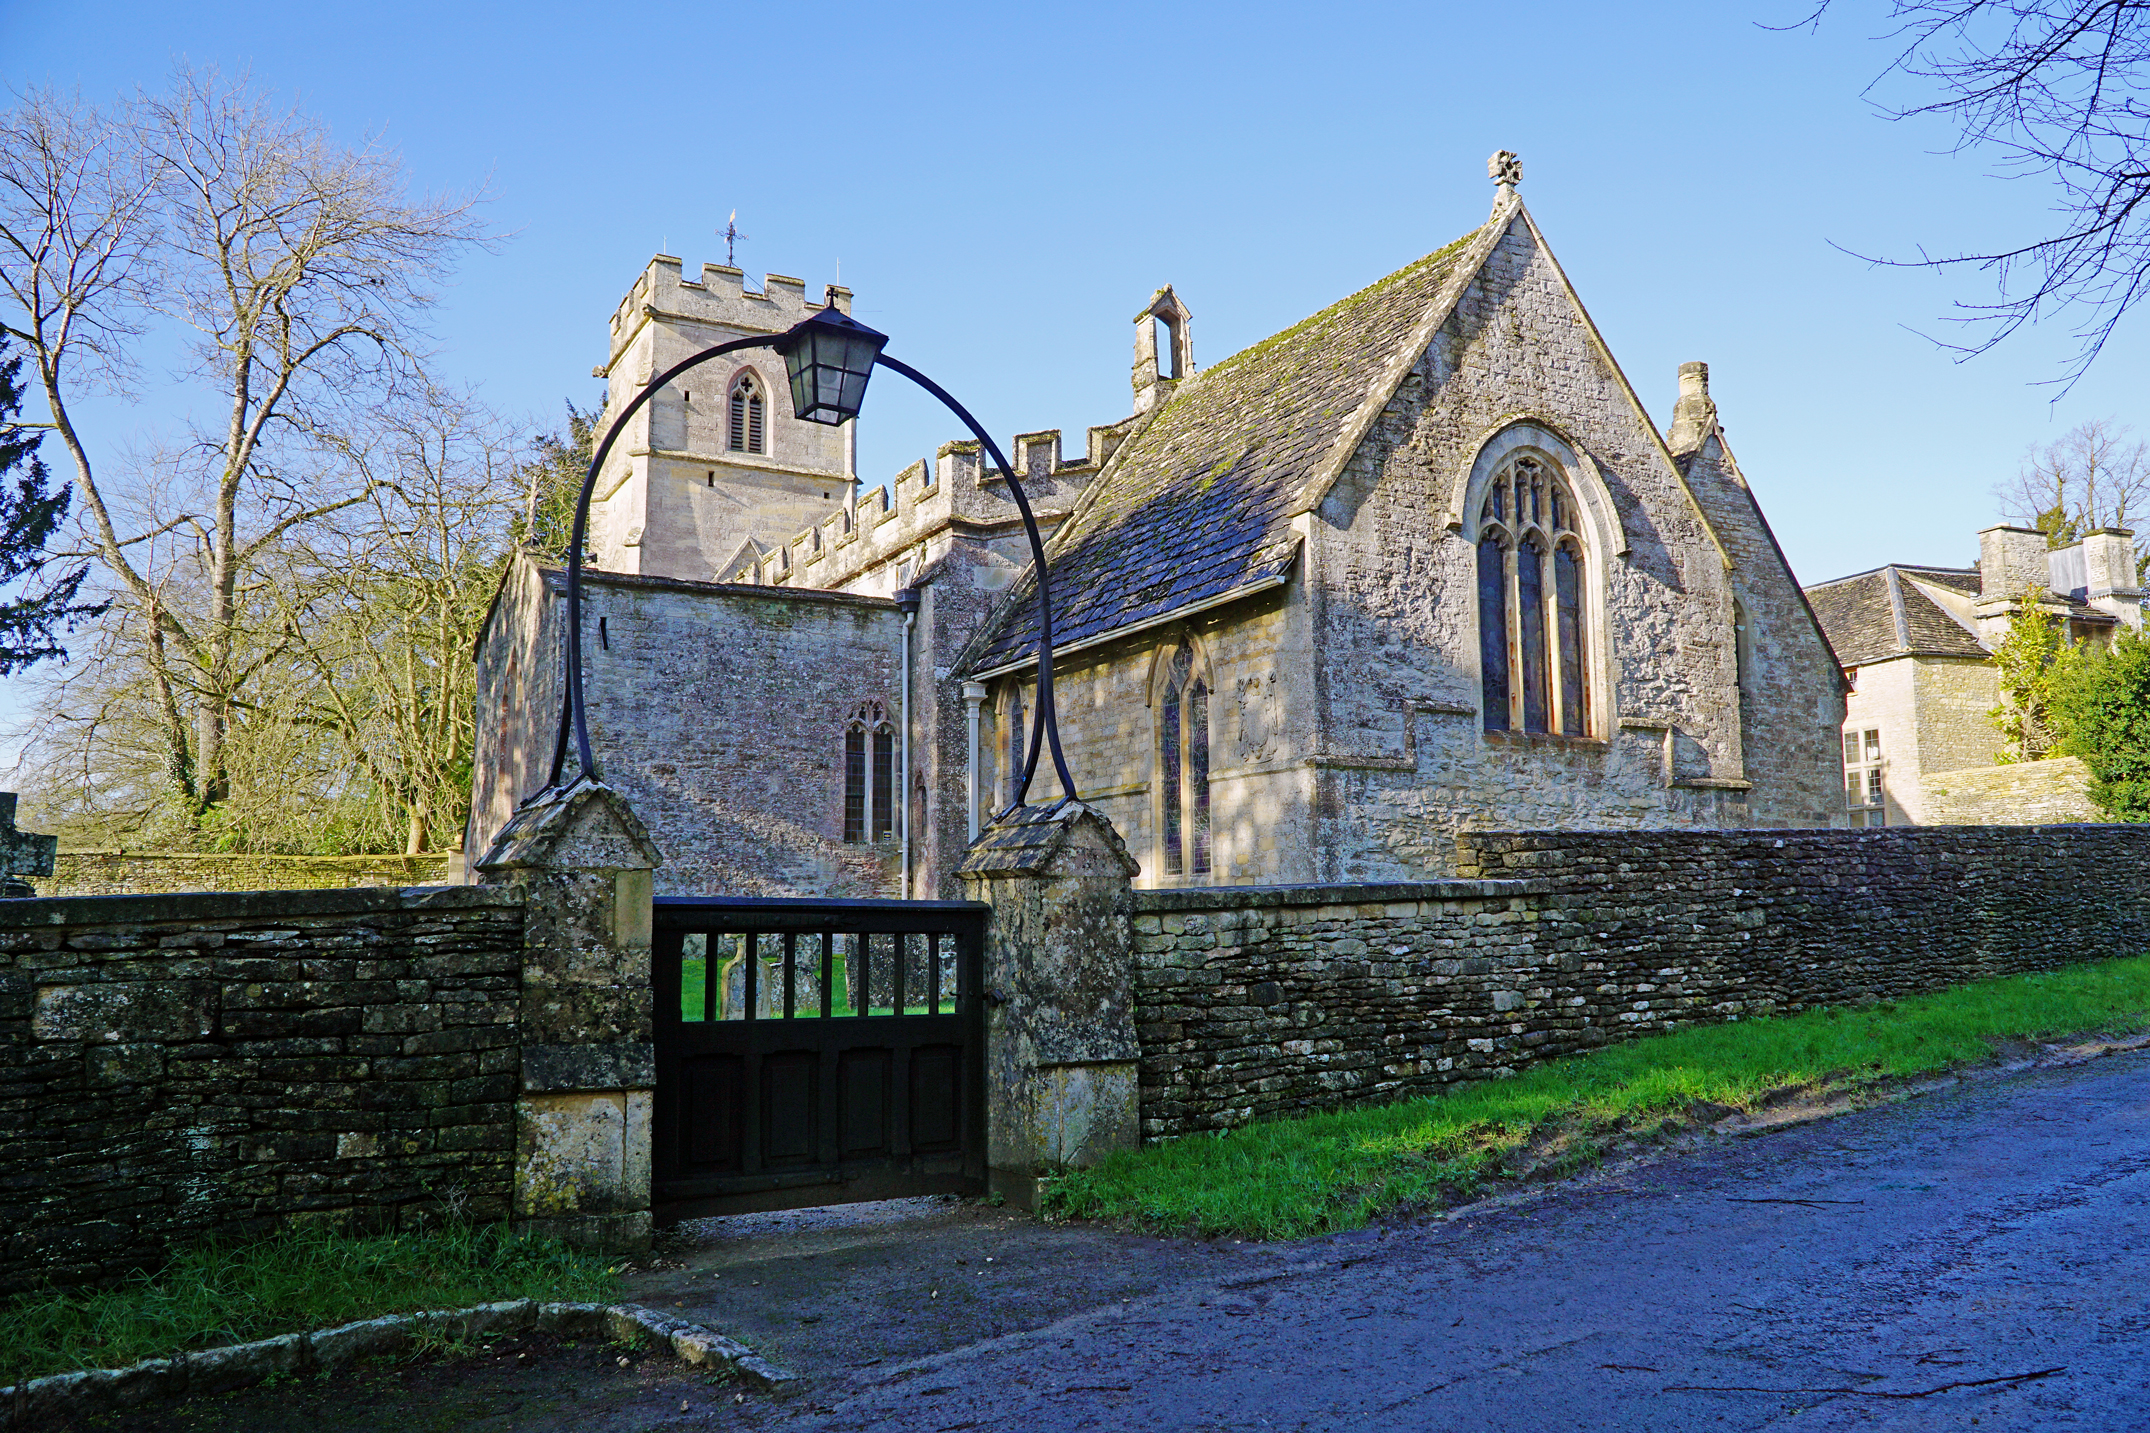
(962, 681, 988, 842)
(896, 586, 921, 898)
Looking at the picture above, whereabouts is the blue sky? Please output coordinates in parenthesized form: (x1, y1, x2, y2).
(3, 0, 2145, 681)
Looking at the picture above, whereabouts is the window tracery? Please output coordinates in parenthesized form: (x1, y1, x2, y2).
(1477, 454, 1590, 737)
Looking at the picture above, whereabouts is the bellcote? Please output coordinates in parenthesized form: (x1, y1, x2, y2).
(1132, 286, 1195, 415)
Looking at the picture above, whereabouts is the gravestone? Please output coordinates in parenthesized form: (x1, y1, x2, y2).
(0, 794, 55, 899)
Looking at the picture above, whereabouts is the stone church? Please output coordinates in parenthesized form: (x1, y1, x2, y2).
(467, 157, 1846, 897)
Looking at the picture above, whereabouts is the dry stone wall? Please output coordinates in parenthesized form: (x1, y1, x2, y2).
(1133, 824, 2150, 1138)
(0, 887, 524, 1292)
(1919, 756, 2099, 825)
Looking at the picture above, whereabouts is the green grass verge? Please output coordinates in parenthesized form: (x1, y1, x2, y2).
(0, 1222, 621, 1383)
(1046, 955, 2150, 1241)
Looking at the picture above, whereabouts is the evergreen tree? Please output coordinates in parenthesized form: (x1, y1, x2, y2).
(0, 339, 100, 674)
(512, 397, 605, 563)
(2053, 628, 2150, 822)
(1987, 588, 2075, 763)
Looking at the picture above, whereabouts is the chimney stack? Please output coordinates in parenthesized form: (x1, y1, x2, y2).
(1974, 524, 2054, 647)
(1978, 525, 2050, 601)
(2079, 528, 2145, 629)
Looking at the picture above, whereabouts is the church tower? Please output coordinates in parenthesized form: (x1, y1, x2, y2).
(588, 256, 858, 579)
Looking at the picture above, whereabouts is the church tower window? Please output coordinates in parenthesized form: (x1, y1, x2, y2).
(728, 371, 766, 454)
(1477, 454, 1590, 737)
(1155, 643, 1212, 877)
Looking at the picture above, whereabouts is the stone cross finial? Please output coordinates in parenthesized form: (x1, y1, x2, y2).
(0, 793, 55, 899)
(1488, 150, 1522, 195)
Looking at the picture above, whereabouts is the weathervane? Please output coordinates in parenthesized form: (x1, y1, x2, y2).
(721, 210, 749, 267)
(1488, 150, 1522, 197)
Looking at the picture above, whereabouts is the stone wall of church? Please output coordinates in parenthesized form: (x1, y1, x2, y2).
(1133, 823, 2150, 1138)
(975, 584, 1318, 890)
(468, 555, 904, 898)
(469, 554, 566, 862)
(1676, 435, 1847, 828)
(1302, 214, 1837, 878)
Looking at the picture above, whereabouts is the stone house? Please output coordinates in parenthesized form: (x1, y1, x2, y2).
(1803, 524, 2143, 826)
(467, 160, 1846, 897)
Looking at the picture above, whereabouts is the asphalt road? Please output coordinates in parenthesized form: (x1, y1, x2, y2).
(87, 1048, 2150, 1433)
(755, 1050, 2150, 1432)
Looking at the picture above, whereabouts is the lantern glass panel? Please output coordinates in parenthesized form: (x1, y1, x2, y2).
(776, 307, 886, 425)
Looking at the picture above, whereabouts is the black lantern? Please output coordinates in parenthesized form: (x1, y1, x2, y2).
(774, 303, 887, 425)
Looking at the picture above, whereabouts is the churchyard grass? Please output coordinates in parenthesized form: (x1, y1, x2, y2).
(1047, 955, 2150, 1240)
(0, 1221, 621, 1382)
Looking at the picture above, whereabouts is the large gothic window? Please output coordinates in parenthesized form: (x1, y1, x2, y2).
(1477, 455, 1590, 737)
(1156, 643, 1212, 877)
(728, 371, 766, 454)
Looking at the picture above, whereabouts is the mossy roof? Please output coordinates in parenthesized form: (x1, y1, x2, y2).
(968, 227, 1485, 673)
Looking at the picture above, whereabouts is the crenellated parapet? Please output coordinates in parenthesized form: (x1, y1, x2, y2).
(726, 419, 1134, 592)
(601, 256, 852, 376)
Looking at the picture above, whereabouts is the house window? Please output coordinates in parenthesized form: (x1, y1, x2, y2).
(728, 371, 766, 454)
(1843, 727, 1885, 827)
(1477, 454, 1589, 736)
(844, 701, 895, 843)
(1155, 643, 1212, 877)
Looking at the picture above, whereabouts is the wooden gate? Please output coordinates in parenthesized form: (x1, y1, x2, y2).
(650, 896, 989, 1222)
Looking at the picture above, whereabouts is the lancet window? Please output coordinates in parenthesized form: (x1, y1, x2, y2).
(1003, 683, 1026, 808)
(843, 700, 895, 843)
(1477, 454, 1589, 737)
(1155, 643, 1212, 877)
(728, 371, 766, 454)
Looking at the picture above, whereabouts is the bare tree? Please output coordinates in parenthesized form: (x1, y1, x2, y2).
(1796, 1, 2150, 384)
(273, 388, 523, 853)
(1997, 417, 2150, 554)
(15, 389, 527, 855)
(0, 67, 488, 827)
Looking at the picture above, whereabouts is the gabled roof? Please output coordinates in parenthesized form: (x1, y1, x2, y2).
(965, 223, 1493, 675)
(1805, 561, 2123, 668)
(1806, 566, 1989, 666)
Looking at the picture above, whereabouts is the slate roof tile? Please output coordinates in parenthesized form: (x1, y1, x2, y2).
(967, 228, 1483, 672)
(1806, 559, 2125, 670)
(1806, 565, 1989, 665)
